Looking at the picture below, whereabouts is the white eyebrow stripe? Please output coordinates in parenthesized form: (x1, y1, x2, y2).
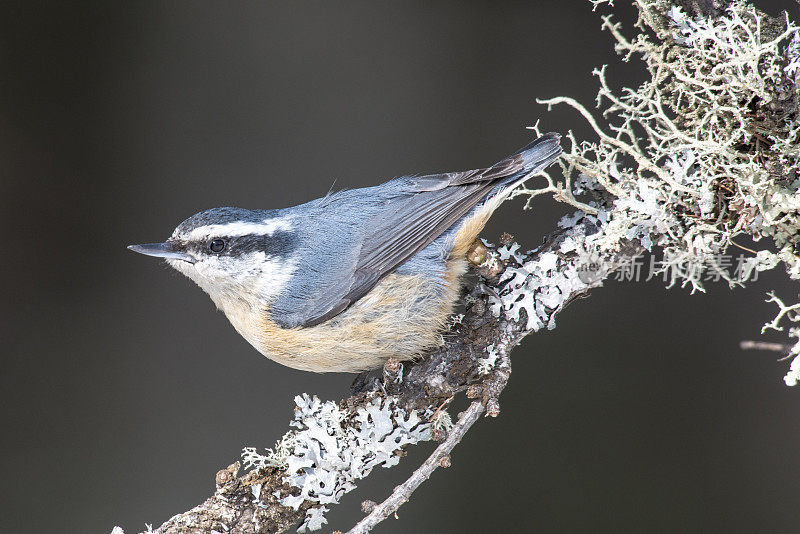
(185, 217, 294, 240)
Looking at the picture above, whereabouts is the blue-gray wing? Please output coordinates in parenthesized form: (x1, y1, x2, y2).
(289, 133, 561, 327)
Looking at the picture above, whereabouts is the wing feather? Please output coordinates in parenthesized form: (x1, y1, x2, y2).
(300, 133, 561, 326)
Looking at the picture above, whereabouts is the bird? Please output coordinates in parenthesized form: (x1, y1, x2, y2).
(128, 133, 562, 372)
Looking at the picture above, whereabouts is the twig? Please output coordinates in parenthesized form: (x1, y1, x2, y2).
(345, 401, 486, 534)
(428, 395, 454, 424)
(740, 340, 795, 361)
(729, 240, 757, 255)
(348, 350, 513, 533)
(739, 340, 790, 353)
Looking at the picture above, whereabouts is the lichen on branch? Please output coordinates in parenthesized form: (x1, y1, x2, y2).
(530, 0, 800, 382)
(113, 3, 800, 534)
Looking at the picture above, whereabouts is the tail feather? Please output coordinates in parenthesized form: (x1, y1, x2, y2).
(484, 132, 562, 182)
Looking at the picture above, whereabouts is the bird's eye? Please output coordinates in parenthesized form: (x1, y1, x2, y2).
(207, 238, 226, 253)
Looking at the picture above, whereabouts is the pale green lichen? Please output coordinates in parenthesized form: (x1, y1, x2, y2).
(762, 292, 800, 385)
(524, 0, 799, 383)
(242, 394, 431, 531)
(488, 214, 606, 333)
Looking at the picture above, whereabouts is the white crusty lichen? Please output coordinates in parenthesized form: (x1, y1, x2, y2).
(488, 210, 613, 334)
(110, 525, 154, 534)
(762, 292, 800, 386)
(428, 405, 454, 433)
(521, 0, 799, 383)
(477, 344, 501, 375)
(242, 393, 432, 532)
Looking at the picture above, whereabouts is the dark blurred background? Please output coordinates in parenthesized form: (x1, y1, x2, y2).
(2, 1, 799, 533)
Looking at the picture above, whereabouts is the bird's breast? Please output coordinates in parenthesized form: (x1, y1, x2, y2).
(221, 259, 466, 372)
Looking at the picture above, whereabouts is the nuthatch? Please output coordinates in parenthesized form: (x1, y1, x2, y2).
(128, 133, 561, 372)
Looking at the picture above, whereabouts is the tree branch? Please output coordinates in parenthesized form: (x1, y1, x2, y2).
(117, 1, 798, 532)
(134, 210, 638, 534)
(344, 400, 486, 534)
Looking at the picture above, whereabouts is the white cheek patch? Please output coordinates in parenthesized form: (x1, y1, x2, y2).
(168, 252, 298, 307)
(179, 216, 295, 241)
(253, 254, 298, 302)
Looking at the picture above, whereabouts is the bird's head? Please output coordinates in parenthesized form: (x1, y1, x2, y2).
(128, 207, 299, 313)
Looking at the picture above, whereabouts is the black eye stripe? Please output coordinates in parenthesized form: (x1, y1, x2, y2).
(233, 232, 297, 255)
(197, 231, 298, 256)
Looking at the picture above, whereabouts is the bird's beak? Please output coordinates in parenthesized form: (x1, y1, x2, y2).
(127, 242, 194, 262)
